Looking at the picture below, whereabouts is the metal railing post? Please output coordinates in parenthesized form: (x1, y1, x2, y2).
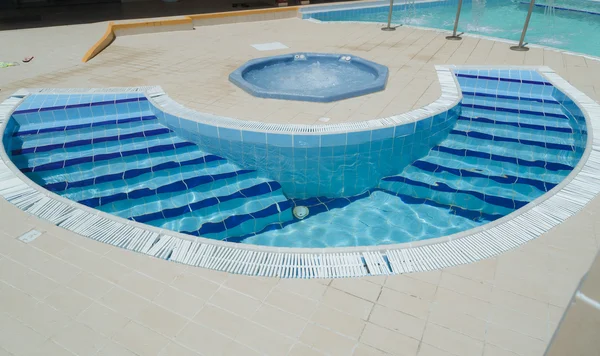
(446, 0, 464, 40)
(381, 0, 397, 31)
(511, 0, 535, 51)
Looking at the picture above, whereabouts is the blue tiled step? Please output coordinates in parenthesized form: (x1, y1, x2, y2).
(461, 102, 568, 119)
(379, 176, 524, 215)
(15, 134, 187, 171)
(12, 96, 148, 115)
(441, 135, 578, 166)
(44, 154, 225, 192)
(399, 163, 541, 203)
(181, 199, 293, 239)
(461, 107, 571, 128)
(105, 175, 269, 219)
(12, 127, 173, 155)
(77, 168, 256, 208)
(33, 144, 204, 185)
(450, 129, 576, 152)
(421, 150, 566, 185)
(411, 160, 555, 192)
(461, 90, 559, 105)
(462, 96, 564, 116)
(68, 161, 242, 202)
(453, 119, 577, 146)
(19, 141, 195, 173)
(457, 116, 574, 134)
(432, 145, 575, 172)
(455, 73, 552, 86)
(129, 181, 282, 224)
(14, 119, 164, 151)
(13, 113, 157, 137)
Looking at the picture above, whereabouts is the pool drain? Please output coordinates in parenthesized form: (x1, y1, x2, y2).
(293, 206, 309, 219)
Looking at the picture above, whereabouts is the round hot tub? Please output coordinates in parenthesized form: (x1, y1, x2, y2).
(229, 53, 389, 102)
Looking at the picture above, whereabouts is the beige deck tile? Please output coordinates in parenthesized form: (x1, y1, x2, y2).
(53, 321, 109, 355)
(116, 270, 167, 301)
(158, 342, 202, 356)
(384, 274, 438, 301)
(27, 339, 76, 356)
(310, 304, 366, 339)
(66, 271, 114, 300)
(224, 274, 278, 301)
(112, 321, 170, 356)
(136, 303, 188, 338)
(422, 323, 484, 356)
(265, 286, 320, 318)
(153, 285, 205, 318)
(289, 343, 326, 356)
(485, 323, 547, 356)
(376, 287, 430, 319)
(236, 320, 296, 356)
(300, 323, 357, 356)
(439, 271, 493, 301)
(483, 343, 520, 356)
(76, 302, 130, 338)
(252, 304, 307, 339)
(208, 287, 262, 319)
(360, 323, 419, 356)
(416, 343, 455, 356)
(97, 340, 139, 356)
(331, 278, 382, 302)
(194, 304, 246, 338)
(170, 271, 221, 301)
(427, 307, 487, 342)
(368, 304, 426, 340)
(100, 286, 152, 319)
(352, 343, 389, 356)
(45, 286, 94, 318)
(0, 258, 59, 300)
(321, 287, 374, 320)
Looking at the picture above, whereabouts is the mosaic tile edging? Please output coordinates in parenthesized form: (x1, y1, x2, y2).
(0, 66, 598, 278)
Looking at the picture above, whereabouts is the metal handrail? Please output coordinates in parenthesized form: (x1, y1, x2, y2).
(446, 0, 464, 40)
(511, 0, 536, 51)
(382, 0, 397, 31)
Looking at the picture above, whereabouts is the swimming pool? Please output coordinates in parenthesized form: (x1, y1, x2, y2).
(302, 0, 600, 57)
(2, 68, 587, 249)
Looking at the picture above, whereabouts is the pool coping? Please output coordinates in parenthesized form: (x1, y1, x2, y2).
(228, 52, 390, 103)
(1, 65, 599, 278)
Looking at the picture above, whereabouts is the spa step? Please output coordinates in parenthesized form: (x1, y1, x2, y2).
(73, 164, 256, 208)
(419, 149, 567, 185)
(12, 112, 157, 137)
(35, 144, 207, 186)
(14, 134, 189, 172)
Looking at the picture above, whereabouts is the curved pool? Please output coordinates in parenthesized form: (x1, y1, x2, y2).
(1, 68, 588, 248)
(229, 53, 389, 102)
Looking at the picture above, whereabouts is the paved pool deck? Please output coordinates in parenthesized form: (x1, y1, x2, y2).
(1, 16, 600, 356)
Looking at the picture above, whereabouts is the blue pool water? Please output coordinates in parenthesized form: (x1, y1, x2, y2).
(303, 0, 600, 57)
(4, 69, 587, 248)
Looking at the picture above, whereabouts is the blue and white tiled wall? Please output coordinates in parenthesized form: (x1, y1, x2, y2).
(149, 102, 459, 198)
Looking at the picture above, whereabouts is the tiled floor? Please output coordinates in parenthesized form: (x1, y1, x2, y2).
(1, 16, 600, 356)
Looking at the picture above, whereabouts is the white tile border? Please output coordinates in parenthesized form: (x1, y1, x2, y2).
(0, 66, 598, 278)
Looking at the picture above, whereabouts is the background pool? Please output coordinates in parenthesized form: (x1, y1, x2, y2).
(303, 0, 600, 57)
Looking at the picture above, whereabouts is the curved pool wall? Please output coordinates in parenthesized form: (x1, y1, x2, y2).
(229, 53, 389, 102)
(149, 103, 459, 199)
